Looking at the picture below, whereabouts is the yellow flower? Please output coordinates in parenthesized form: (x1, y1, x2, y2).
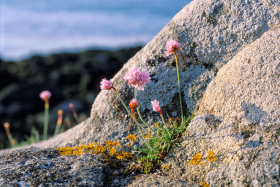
(200, 180, 210, 187)
(126, 134, 137, 142)
(207, 151, 216, 162)
(190, 153, 201, 165)
(144, 132, 150, 139)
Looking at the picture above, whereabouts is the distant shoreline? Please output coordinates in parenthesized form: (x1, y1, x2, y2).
(0, 44, 145, 63)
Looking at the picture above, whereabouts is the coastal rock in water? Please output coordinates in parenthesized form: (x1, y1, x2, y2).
(161, 23, 280, 186)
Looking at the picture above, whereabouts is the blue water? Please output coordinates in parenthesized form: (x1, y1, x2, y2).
(0, 0, 192, 61)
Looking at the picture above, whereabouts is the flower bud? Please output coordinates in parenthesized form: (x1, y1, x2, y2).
(40, 90, 52, 100)
(129, 99, 139, 110)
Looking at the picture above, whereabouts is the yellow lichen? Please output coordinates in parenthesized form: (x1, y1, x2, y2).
(127, 143, 133, 148)
(207, 151, 216, 162)
(55, 140, 134, 161)
(190, 153, 201, 165)
(72, 148, 84, 155)
(109, 147, 117, 156)
(154, 122, 158, 128)
(161, 165, 170, 172)
(116, 150, 134, 161)
(126, 134, 137, 142)
(144, 132, 150, 139)
(200, 180, 210, 187)
(200, 162, 205, 166)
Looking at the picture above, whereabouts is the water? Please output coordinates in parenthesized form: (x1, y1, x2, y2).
(0, 0, 192, 61)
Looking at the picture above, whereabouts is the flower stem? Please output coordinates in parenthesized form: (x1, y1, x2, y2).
(113, 88, 147, 131)
(175, 53, 184, 121)
(160, 113, 171, 138)
(134, 87, 159, 137)
(132, 114, 155, 152)
(113, 87, 154, 151)
(43, 101, 49, 140)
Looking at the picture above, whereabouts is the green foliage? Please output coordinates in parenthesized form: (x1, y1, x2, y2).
(12, 126, 40, 147)
(126, 114, 193, 174)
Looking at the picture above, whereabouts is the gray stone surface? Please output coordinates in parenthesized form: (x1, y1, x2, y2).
(1, 0, 280, 186)
(0, 148, 111, 186)
(127, 174, 200, 187)
(161, 23, 280, 186)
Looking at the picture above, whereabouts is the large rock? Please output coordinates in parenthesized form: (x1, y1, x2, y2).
(88, 0, 280, 148)
(5, 0, 277, 149)
(1, 0, 280, 186)
(161, 23, 280, 186)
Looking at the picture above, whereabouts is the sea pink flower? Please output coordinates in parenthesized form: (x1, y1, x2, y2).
(164, 39, 181, 56)
(40, 90, 52, 100)
(151, 99, 161, 112)
(100, 79, 113, 90)
(129, 99, 139, 110)
(124, 67, 151, 91)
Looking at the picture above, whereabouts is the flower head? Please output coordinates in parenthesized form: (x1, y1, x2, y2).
(164, 39, 181, 56)
(151, 99, 161, 112)
(40, 90, 51, 100)
(124, 67, 150, 91)
(129, 99, 139, 110)
(100, 79, 113, 90)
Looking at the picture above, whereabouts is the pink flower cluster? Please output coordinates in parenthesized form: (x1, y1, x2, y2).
(40, 90, 52, 100)
(164, 39, 181, 56)
(100, 79, 113, 90)
(151, 99, 161, 112)
(124, 67, 151, 91)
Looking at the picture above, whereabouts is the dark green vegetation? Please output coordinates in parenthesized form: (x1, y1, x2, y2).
(0, 46, 142, 149)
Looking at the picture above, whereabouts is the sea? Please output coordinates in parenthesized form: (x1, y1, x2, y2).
(0, 0, 192, 61)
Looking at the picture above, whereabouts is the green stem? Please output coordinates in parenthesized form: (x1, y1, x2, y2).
(54, 124, 61, 136)
(132, 115, 155, 152)
(134, 87, 159, 137)
(161, 114, 171, 138)
(113, 88, 154, 151)
(73, 114, 80, 124)
(175, 53, 184, 122)
(43, 105, 49, 140)
(113, 88, 147, 132)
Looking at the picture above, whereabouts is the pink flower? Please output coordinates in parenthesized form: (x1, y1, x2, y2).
(40, 90, 51, 100)
(129, 99, 139, 110)
(164, 39, 181, 56)
(151, 99, 161, 112)
(124, 67, 151, 91)
(100, 79, 113, 90)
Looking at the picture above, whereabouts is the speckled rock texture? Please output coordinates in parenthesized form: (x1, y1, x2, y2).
(127, 175, 200, 187)
(161, 24, 280, 186)
(1, 0, 280, 186)
(0, 148, 111, 186)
